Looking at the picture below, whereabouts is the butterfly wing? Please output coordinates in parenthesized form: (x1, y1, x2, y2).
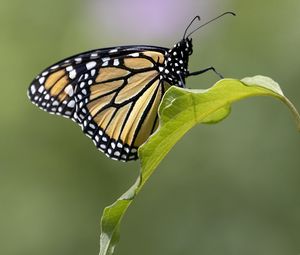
(28, 46, 170, 161)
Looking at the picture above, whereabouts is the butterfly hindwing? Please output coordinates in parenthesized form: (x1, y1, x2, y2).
(74, 49, 167, 161)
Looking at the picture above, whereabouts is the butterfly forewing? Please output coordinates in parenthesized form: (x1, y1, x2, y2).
(27, 48, 108, 118)
(28, 63, 77, 118)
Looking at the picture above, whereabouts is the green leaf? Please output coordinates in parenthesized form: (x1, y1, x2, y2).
(99, 76, 300, 255)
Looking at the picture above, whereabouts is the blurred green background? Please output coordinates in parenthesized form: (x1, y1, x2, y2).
(1, 0, 300, 254)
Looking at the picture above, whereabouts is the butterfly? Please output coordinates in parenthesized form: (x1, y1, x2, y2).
(27, 12, 235, 162)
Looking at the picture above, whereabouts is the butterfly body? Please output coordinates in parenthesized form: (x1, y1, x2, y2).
(28, 38, 194, 161)
(159, 38, 192, 87)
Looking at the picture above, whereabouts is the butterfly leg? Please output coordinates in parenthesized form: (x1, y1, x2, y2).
(178, 74, 186, 88)
(188, 66, 224, 79)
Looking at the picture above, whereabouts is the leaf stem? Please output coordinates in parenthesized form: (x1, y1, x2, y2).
(281, 96, 300, 131)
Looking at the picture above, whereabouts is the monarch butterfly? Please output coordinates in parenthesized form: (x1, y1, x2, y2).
(27, 12, 235, 162)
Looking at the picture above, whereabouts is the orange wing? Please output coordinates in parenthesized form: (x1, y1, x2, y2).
(28, 47, 170, 161)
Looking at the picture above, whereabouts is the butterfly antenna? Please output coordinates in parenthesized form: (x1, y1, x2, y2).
(186, 11, 236, 38)
(183, 15, 201, 39)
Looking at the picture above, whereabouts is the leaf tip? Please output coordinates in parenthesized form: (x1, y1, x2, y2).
(241, 75, 284, 96)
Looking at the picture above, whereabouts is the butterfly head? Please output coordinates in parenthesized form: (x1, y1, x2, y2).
(161, 12, 236, 87)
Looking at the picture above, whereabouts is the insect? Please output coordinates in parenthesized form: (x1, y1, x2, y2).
(27, 12, 235, 162)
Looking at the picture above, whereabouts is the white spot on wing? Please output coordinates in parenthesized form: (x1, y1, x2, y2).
(69, 70, 76, 79)
(114, 151, 120, 157)
(30, 85, 36, 94)
(39, 77, 45, 84)
(66, 66, 73, 71)
(64, 84, 74, 97)
(38, 86, 44, 93)
(102, 57, 110, 62)
(129, 53, 139, 57)
(102, 61, 108, 66)
(109, 49, 118, 53)
(89, 123, 96, 129)
(86, 61, 97, 70)
(51, 65, 59, 70)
